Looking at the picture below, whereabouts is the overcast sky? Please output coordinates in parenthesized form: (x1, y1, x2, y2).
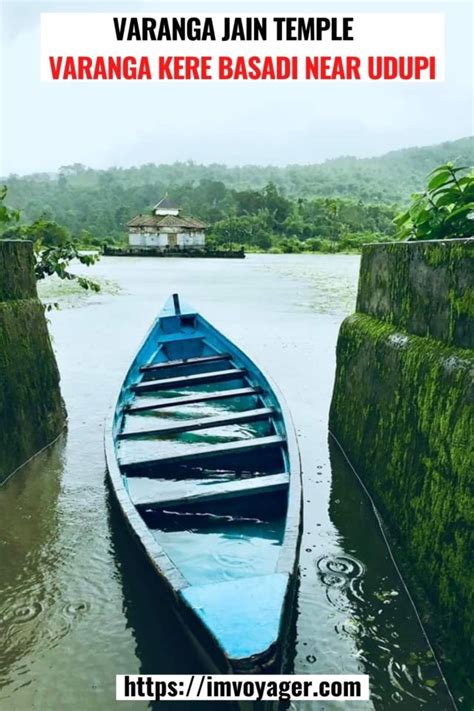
(1, 0, 472, 176)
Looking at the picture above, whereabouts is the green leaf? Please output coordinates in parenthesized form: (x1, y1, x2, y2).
(410, 205, 433, 224)
(434, 192, 457, 207)
(427, 171, 453, 191)
(431, 184, 458, 196)
(393, 211, 410, 226)
(397, 226, 413, 240)
(457, 176, 473, 188)
(427, 163, 453, 176)
(445, 204, 474, 221)
(458, 181, 474, 200)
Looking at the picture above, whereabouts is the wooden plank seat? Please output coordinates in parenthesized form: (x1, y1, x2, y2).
(128, 472, 290, 509)
(141, 353, 231, 373)
(133, 368, 247, 393)
(120, 434, 286, 473)
(119, 407, 275, 439)
(158, 334, 205, 343)
(126, 387, 262, 413)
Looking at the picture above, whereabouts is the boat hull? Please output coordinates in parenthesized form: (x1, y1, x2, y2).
(105, 295, 303, 683)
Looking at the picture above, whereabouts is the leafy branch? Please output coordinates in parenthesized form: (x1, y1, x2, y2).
(34, 243, 100, 292)
(1, 185, 100, 292)
(394, 163, 474, 241)
(0, 185, 20, 227)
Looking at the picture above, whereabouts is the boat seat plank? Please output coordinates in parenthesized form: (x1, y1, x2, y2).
(141, 353, 231, 373)
(119, 407, 274, 439)
(120, 434, 285, 472)
(133, 368, 247, 393)
(126, 387, 262, 413)
(157, 334, 205, 344)
(129, 472, 289, 509)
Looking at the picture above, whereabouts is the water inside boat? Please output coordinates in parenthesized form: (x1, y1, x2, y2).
(144, 496, 286, 586)
(116, 303, 292, 588)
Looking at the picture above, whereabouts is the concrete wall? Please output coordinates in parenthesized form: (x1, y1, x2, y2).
(129, 232, 146, 247)
(128, 229, 206, 249)
(154, 207, 179, 216)
(0, 241, 66, 483)
(177, 231, 205, 247)
(146, 233, 168, 247)
(329, 238, 473, 688)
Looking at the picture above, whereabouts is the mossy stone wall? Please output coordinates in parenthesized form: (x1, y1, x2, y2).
(0, 241, 65, 483)
(330, 238, 473, 686)
(357, 239, 473, 348)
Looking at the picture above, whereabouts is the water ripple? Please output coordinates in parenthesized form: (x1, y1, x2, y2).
(316, 554, 365, 608)
(10, 602, 43, 625)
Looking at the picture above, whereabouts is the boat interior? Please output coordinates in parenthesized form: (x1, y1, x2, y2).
(115, 299, 291, 587)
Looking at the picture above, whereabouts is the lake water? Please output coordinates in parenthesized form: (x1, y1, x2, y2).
(0, 255, 456, 709)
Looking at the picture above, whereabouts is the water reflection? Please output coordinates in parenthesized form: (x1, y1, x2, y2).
(107, 494, 231, 711)
(323, 438, 454, 709)
(0, 439, 64, 695)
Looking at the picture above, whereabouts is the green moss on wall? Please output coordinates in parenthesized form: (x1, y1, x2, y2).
(0, 240, 37, 301)
(0, 242, 65, 483)
(330, 313, 473, 693)
(357, 238, 473, 348)
(331, 239, 473, 700)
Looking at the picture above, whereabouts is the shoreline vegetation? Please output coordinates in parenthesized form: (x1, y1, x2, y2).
(1, 137, 472, 257)
(37, 273, 121, 308)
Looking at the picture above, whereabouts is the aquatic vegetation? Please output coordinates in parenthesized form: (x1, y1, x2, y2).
(37, 274, 120, 309)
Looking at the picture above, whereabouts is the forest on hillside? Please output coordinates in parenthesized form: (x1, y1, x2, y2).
(1, 136, 472, 252)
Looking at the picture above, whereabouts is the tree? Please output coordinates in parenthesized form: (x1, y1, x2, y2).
(209, 213, 273, 250)
(0, 186, 99, 292)
(263, 182, 292, 231)
(34, 243, 98, 289)
(394, 163, 474, 240)
(210, 216, 252, 247)
(20, 217, 70, 246)
(0, 185, 20, 227)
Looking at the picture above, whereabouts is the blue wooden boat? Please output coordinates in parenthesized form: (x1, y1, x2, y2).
(105, 294, 302, 673)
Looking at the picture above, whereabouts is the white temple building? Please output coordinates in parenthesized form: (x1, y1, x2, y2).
(127, 196, 207, 250)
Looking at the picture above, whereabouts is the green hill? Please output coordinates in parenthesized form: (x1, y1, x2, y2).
(2, 136, 472, 242)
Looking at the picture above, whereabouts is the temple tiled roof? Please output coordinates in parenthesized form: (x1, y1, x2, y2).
(127, 213, 207, 229)
(153, 196, 180, 211)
